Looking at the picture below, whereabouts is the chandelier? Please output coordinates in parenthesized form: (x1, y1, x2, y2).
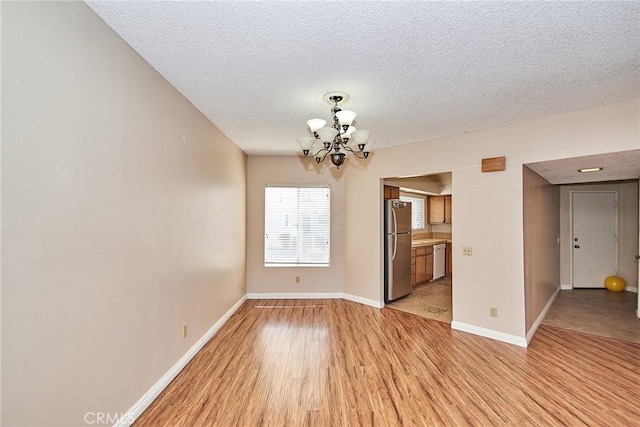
(297, 92, 375, 169)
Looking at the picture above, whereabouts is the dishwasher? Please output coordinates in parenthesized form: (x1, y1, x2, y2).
(433, 244, 446, 280)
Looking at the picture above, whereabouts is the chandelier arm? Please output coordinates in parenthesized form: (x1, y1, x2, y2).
(340, 145, 368, 159)
(313, 147, 329, 157)
(313, 147, 332, 164)
(341, 145, 356, 153)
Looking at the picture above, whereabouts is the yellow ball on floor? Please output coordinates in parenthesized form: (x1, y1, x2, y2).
(604, 276, 626, 292)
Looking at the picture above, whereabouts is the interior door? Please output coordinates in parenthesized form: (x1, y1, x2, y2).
(637, 180, 639, 318)
(571, 191, 617, 288)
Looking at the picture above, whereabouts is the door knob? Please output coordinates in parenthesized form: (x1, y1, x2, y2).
(574, 245, 580, 249)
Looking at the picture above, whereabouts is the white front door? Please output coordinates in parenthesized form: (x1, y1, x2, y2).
(571, 191, 617, 288)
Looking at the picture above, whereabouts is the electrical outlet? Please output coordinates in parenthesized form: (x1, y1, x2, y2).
(462, 246, 473, 256)
(295, 276, 301, 284)
(490, 307, 498, 318)
(183, 324, 188, 339)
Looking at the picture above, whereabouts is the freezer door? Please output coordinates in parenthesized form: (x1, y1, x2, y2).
(386, 200, 412, 234)
(386, 233, 412, 301)
(393, 201, 412, 234)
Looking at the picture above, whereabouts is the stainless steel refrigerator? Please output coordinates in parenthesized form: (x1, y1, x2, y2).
(384, 199, 412, 303)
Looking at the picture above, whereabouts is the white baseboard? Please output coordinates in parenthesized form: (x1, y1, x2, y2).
(526, 287, 560, 345)
(247, 292, 384, 309)
(246, 292, 343, 300)
(342, 293, 384, 308)
(561, 284, 638, 293)
(560, 283, 572, 290)
(451, 321, 528, 348)
(115, 295, 247, 427)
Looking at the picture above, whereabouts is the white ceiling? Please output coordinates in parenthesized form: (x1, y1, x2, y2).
(526, 150, 640, 185)
(86, 1, 639, 156)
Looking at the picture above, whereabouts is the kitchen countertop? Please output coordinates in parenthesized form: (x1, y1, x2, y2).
(411, 238, 451, 248)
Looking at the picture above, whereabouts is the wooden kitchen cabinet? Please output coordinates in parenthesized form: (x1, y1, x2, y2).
(428, 195, 452, 224)
(425, 251, 434, 282)
(384, 185, 400, 200)
(413, 245, 434, 286)
(415, 247, 426, 284)
(428, 196, 444, 223)
(411, 248, 416, 286)
(445, 243, 452, 278)
(445, 196, 452, 223)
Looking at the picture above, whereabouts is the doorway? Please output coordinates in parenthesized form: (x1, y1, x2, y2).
(382, 173, 453, 324)
(542, 180, 639, 342)
(571, 191, 618, 288)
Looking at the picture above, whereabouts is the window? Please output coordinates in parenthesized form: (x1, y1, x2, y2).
(264, 185, 330, 266)
(400, 195, 425, 230)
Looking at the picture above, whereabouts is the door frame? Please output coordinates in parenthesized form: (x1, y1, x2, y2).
(569, 190, 618, 289)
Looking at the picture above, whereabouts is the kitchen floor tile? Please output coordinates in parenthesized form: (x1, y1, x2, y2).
(386, 277, 452, 323)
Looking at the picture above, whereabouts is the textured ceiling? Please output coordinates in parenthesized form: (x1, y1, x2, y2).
(86, 1, 639, 156)
(526, 150, 640, 185)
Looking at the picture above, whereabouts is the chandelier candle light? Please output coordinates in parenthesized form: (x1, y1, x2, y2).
(297, 92, 375, 169)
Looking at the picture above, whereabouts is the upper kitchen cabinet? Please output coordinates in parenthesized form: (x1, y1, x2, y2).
(428, 195, 452, 224)
(384, 185, 400, 200)
(444, 195, 452, 223)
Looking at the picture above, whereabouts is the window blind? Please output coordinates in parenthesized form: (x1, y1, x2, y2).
(264, 186, 330, 266)
(400, 195, 425, 230)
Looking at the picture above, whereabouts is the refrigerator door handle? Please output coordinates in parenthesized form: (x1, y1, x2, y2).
(391, 207, 398, 260)
(392, 207, 397, 235)
(392, 234, 397, 260)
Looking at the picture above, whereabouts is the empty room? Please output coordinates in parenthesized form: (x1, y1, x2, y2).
(2, 2, 639, 426)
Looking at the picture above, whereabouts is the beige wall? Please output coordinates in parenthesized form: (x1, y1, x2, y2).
(246, 156, 344, 294)
(342, 99, 639, 340)
(2, 3, 246, 426)
(523, 167, 561, 332)
(559, 181, 639, 289)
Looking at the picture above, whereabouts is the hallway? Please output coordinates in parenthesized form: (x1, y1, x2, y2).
(542, 289, 640, 344)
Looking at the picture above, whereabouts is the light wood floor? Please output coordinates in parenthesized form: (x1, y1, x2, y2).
(389, 281, 640, 344)
(135, 299, 640, 426)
